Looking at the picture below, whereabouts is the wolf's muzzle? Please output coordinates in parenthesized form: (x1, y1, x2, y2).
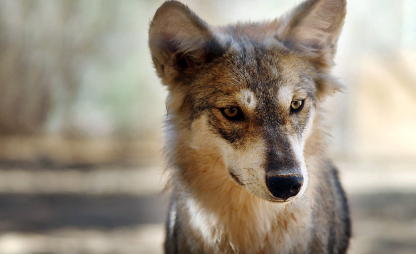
(266, 174, 303, 200)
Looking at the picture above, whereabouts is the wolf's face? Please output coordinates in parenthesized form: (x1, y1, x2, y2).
(149, 0, 345, 202)
(183, 48, 319, 202)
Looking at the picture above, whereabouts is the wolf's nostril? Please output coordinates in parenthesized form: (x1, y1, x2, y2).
(266, 175, 303, 200)
(290, 182, 301, 195)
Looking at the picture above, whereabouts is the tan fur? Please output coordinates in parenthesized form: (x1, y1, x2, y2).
(149, 0, 351, 253)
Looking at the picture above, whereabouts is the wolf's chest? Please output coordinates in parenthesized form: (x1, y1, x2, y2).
(184, 195, 313, 254)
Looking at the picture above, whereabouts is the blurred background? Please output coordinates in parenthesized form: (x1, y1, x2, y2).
(0, 0, 415, 253)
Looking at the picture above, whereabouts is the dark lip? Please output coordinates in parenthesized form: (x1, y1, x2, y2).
(229, 171, 244, 186)
(268, 198, 292, 203)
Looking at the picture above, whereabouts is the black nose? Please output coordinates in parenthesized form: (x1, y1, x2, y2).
(266, 174, 303, 200)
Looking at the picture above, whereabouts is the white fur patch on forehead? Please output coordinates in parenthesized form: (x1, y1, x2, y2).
(237, 89, 256, 109)
(277, 85, 293, 107)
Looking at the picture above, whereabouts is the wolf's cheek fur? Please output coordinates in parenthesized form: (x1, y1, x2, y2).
(189, 115, 272, 199)
(282, 105, 316, 199)
(223, 139, 278, 201)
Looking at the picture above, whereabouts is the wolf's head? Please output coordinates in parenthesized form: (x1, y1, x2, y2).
(149, 0, 346, 203)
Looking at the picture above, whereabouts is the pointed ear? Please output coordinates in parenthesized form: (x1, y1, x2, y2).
(278, 0, 346, 68)
(149, 1, 224, 88)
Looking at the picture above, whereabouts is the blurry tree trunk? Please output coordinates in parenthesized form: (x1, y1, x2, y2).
(0, 0, 107, 136)
(0, 1, 52, 134)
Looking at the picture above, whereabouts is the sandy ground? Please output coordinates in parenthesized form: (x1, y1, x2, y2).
(0, 159, 414, 254)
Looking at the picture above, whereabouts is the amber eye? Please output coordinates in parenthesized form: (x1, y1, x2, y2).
(224, 108, 238, 117)
(220, 107, 244, 120)
(291, 100, 304, 112)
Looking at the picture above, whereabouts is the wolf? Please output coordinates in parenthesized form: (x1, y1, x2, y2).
(149, 0, 351, 253)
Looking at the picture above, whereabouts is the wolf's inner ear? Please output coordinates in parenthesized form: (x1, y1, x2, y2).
(277, 0, 346, 68)
(149, 1, 224, 88)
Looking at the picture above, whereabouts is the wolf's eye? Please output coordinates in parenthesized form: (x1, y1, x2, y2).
(221, 107, 244, 120)
(291, 100, 304, 112)
(224, 108, 238, 117)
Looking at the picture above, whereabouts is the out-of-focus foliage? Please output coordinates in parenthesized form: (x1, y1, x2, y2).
(0, 0, 415, 158)
(0, 1, 102, 134)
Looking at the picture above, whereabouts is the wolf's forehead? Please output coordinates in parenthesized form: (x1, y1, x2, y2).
(206, 49, 313, 104)
(228, 49, 303, 89)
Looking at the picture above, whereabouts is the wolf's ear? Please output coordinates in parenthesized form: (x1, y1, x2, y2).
(149, 1, 224, 88)
(278, 0, 346, 68)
